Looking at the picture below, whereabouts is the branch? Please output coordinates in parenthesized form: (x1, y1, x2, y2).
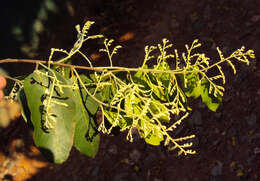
(0, 58, 103, 71)
(0, 58, 191, 75)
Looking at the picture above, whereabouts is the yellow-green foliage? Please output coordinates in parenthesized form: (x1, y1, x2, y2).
(7, 21, 255, 158)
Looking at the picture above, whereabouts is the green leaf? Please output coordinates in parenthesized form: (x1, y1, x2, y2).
(100, 85, 113, 103)
(103, 109, 132, 129)
(150, 82, 167, 101)
(133, 64, 149, 87)
(24, 69, 76, 164)
(200, 79, 222, 112)
(180, 67, 201, 98)
(125, 93, 141, 117)
(54, 59, 72, 79)
(139, 119, 164, 146)
(134, 63, 169, 102)
(149, 100, 170, 122)
(144, 130, 164, 146)
(135, 73, 167, 101)
(73, 74, 100, 157)
(73, 109, 100, 157)
(156, 61, 170, 85)
(78, 74, 100, 115)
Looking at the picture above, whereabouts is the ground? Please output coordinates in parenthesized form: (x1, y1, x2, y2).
(0, 0, 260, 180)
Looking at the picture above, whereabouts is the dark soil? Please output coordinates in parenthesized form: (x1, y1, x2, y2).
(0, 0, 260, 181)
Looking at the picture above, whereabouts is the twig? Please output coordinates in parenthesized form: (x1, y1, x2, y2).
(0, 58, 206, 75)
(0, 58, 103, 71)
